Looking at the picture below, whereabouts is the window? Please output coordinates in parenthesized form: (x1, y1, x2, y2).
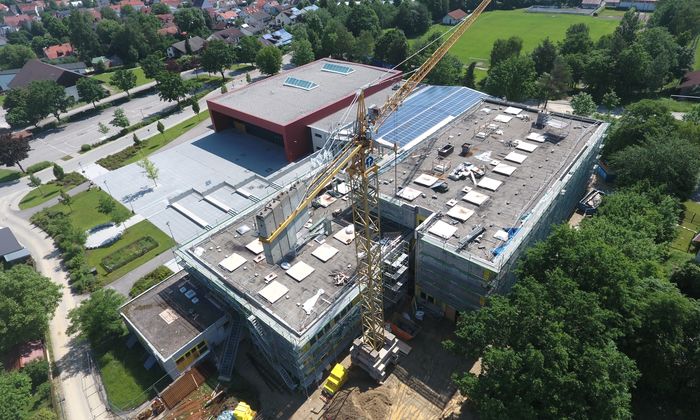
(283, 76, 318, 90)
(175, 341, 208, 371)
(321, 62, 354, 75)
(314, 133, 322, 138)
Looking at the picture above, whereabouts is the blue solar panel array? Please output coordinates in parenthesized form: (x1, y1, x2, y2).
(375, 86, 487, 148)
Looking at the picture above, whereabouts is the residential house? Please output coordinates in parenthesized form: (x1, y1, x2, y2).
(208, 27, 243, 46)
(678, 70, 700, 96)
(240, 22, 264, 36)
(159, 23, 179, 36)
(8, 59, 86, 99)
(0, 227, 30, 265)
(16, 1, 44, 16)
(262, 0, 280, 15)
(3, 341, 45, 371)
(442, 9, 467, 25)
(43, 42, 75, 60)
(119, 0, 145, 11)
(275, 7, 302, 26)
(56, 61, 89, 75)
(192, 0, 214, 9)
(245, 10, 271, 27)
(0, 69, 20, 92)
(0, 4, 9, 14)
(301, 4, 319, 12)
(166, 35, 206, 58)
(1, 14, 37, 33)
(86, 8, 102, 21)
(260, 28, 292, 47)
(215, 10, 238, 25)
(159, 0, 183, 10)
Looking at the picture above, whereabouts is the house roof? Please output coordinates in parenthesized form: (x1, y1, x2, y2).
(119, 0, 144, 7)
(158, 23, 179, 35)
(170, 36, 206, 54)
(43, 42, 74, 60)
(8, 59, 85, 89)
(2, 14, 36, 28)
(679, 70, 700, 89)
(218, 10, 238, 19)
(210, 27, 243, 43)
(447, 9, 468, 20)
(0, 227, 24, 257)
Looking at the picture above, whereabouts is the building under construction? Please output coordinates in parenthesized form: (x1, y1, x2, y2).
(120, 71, 607, 390)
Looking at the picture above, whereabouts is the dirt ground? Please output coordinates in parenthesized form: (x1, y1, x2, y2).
(293, 316, 479, 420)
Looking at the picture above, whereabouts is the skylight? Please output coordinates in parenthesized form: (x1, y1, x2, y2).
(283, 76, 318, 90)
(321, 62, 355, 75)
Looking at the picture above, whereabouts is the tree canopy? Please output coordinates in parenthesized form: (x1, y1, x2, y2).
(375, 29, 409, 66)
(67, 288, 126, 345)
(201, 40, 236, 81)
(481, 55, 536, 102)
(0, 134, 31, 173)
(0, 265, 61, 355)
(291, 39, 315, 66)
(155, 71, 188, 104)
(76, 78, 108, 108)
(255, 46, 283, 76)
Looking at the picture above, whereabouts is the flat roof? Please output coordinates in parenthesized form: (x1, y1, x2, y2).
(208, 58, 400, 126)
(183, 188, 360, 337)
(381, 100, 603, 262)
(121, 270, 226, 359)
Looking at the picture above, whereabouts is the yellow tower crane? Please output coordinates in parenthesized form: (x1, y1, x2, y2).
(261, 0, 493, 381)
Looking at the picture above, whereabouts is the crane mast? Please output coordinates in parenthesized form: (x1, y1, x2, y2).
(260, 0, 492, 379)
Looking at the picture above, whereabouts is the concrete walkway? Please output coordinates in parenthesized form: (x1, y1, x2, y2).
(107, 251, 175, 297)
(17, 181, 92, 219)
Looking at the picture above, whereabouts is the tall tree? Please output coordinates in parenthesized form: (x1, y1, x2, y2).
(601, 89, 620, 113)
(174, 8, 209, 38)
(0, 134, 31, 173)
(603, 100, 677, 156)
(570, 92, 596, 116)
(29, 174, 42, 194)
(200, 40, 236, 82)
(155, 71, 188, 105)
(140, 54, 165, 79)
(671, 260, 700, 298)
(0, 371, 32, 420)
(110, 69, 137, 97)
(237, 36, 262, 65)
(489, 36, 523, 67)
(481, 55, 536, 102)
(426, 54, 463, 85)
(394, 1, 431, 38)
(649, 0, 700, 39)
(68, 10, 102, 61)
(110, 108, 130, 130)
(76, 78, 108, 109)
(531, 37, 557, 75)
(25, 80, 73, 123)
(67, 289, 126, 345)
(345, 3, 381, 37)
(560, 23, 593, 55)
(255, 46, 283, 76)
(52, 163, 65, 181)
(291, 39, 315, 66)
(0, 44, 36, 69)
(0, 265, 61, 354)
(463, 61, 477, 88)
(536, 56, 571, 108)
(375, 29, 409, 66)
(137, 157, 159, 187)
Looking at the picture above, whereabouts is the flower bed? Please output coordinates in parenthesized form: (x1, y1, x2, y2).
(101, 236, 158, 273)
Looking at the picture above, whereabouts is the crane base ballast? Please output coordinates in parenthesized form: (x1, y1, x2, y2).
(349, 330, 400, 383)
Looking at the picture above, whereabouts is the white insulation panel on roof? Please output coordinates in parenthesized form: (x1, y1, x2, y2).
(494, 114, 513, 123)
(505, 152, 528, 164)
(428, 220, 457, 239)
(447, 205, 475, 222)
(463, 190, 490, 206)
(526, 132, 547, 143)
(219, 253, 246, 272)
(504, 106, 522, 115)
(259, 280, 289, 304)
(245, 239, 264, 255)
(397, 186, 421, 201)
(493, 163, 517, 176)
(287, 261, 315, 282)
(478, 177, 503, 191)
(312, 243, 339, 262)
(515, 141, 538, 152)
(414, 173, 439, 187)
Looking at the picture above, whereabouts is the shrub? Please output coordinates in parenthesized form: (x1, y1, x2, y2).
(26, 161, 52, 174)
(100, 236, 158, 273)
(22, 359, 49, 391)
(129, 266, 173, 297)
(55, 172, 86, 188)
(80, 144, 92, 152)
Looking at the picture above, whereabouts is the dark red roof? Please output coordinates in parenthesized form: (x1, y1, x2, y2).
(679, 71, 700, 89)
(447, 9, 468, 20)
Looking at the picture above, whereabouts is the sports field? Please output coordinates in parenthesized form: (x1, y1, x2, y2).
(411, 9, 619, 68)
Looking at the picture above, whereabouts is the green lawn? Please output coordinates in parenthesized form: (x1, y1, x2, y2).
(19, 172, 88, 210)
(86, 220, 175, 284)
(410, 9, 619, 67)
(694, 38, 700, 70)
(0, 168, 21, 183)
(0, 94, 5, 106)
(92, 67, 153, 91)
(96, 336, 168, 410)
(670, 200, 700, 254)
(49, 189, 127, 231)
(597, 9, 627, 17)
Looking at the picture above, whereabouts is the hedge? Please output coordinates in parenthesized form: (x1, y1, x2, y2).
(101, 236, 158, 273)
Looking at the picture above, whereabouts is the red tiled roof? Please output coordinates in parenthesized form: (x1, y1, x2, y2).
(3, 14, 36, 27)
(447, 9, 467, 20)
(218, 10, 237, 19)
(679, 70, 700, 89)
(161, 0, 182, 6)
(43, 42, 74, 60)
(120, 0, 144, 7)
(158, 23, 179, 35)
(0, 4, 9, 12)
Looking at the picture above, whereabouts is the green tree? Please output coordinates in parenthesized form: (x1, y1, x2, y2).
(23, 80, 74, 124)
(29, 173, 43, 194)
(67, 288, 126, 345)
(110, 69, 137, 97)
(448, 273, 639, 420)
(191, 100, 200, 120)
(22, 359, 49, 391)
(489, 36, 523, 67)
(132, 133, 141, 147)
(0, 371, 32, 420)
(237, 36, 262, 64)
(151, 2, 171, 15)
(375, 29, 409, 66)
(97, 195, 116, 215)
(291, 39, 315, 66)
(245, 72, 251, 83)
(649, 0, 700, 38)
(255, 46, 283, 76)
(137, 157, 160, 187)
(99, 6, 119, 21)
(174, 8, 208, 38)
(531, 37, 557, 75)
(418, 0, 449, 20)
(610, 137, 700, 199)
(0, 133, 31, 173)
(155, 71, 188, 105)
(201, 40, 236, 82)
(560, 23, 593, 55)
(76, 77, 108, 109)
(0, 265, 61, 354)
(52, 163, 65, 181)
(31, 407, 57, 420)
(604, 100, 677, 156)
(536, 56, 571, 109)
(426, 54, 463, 85)
(58, 190, 72, 211)
(463, 61, 476, 88)
(95, 19, 121, 50)
(394, 1, 431, 38)
(345, 3, 381, 37)
(0, 44, 36, 69)
(601, 89, 620, 113)
(481, 56, 536, 102)
(570, 92, 596, 116)
(140, 54, 165, 79)
(68, 10, 102, 61)
(157, 120, 165, 138)
(110, 108, 130, 130)
(98, 122, 110, 137)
